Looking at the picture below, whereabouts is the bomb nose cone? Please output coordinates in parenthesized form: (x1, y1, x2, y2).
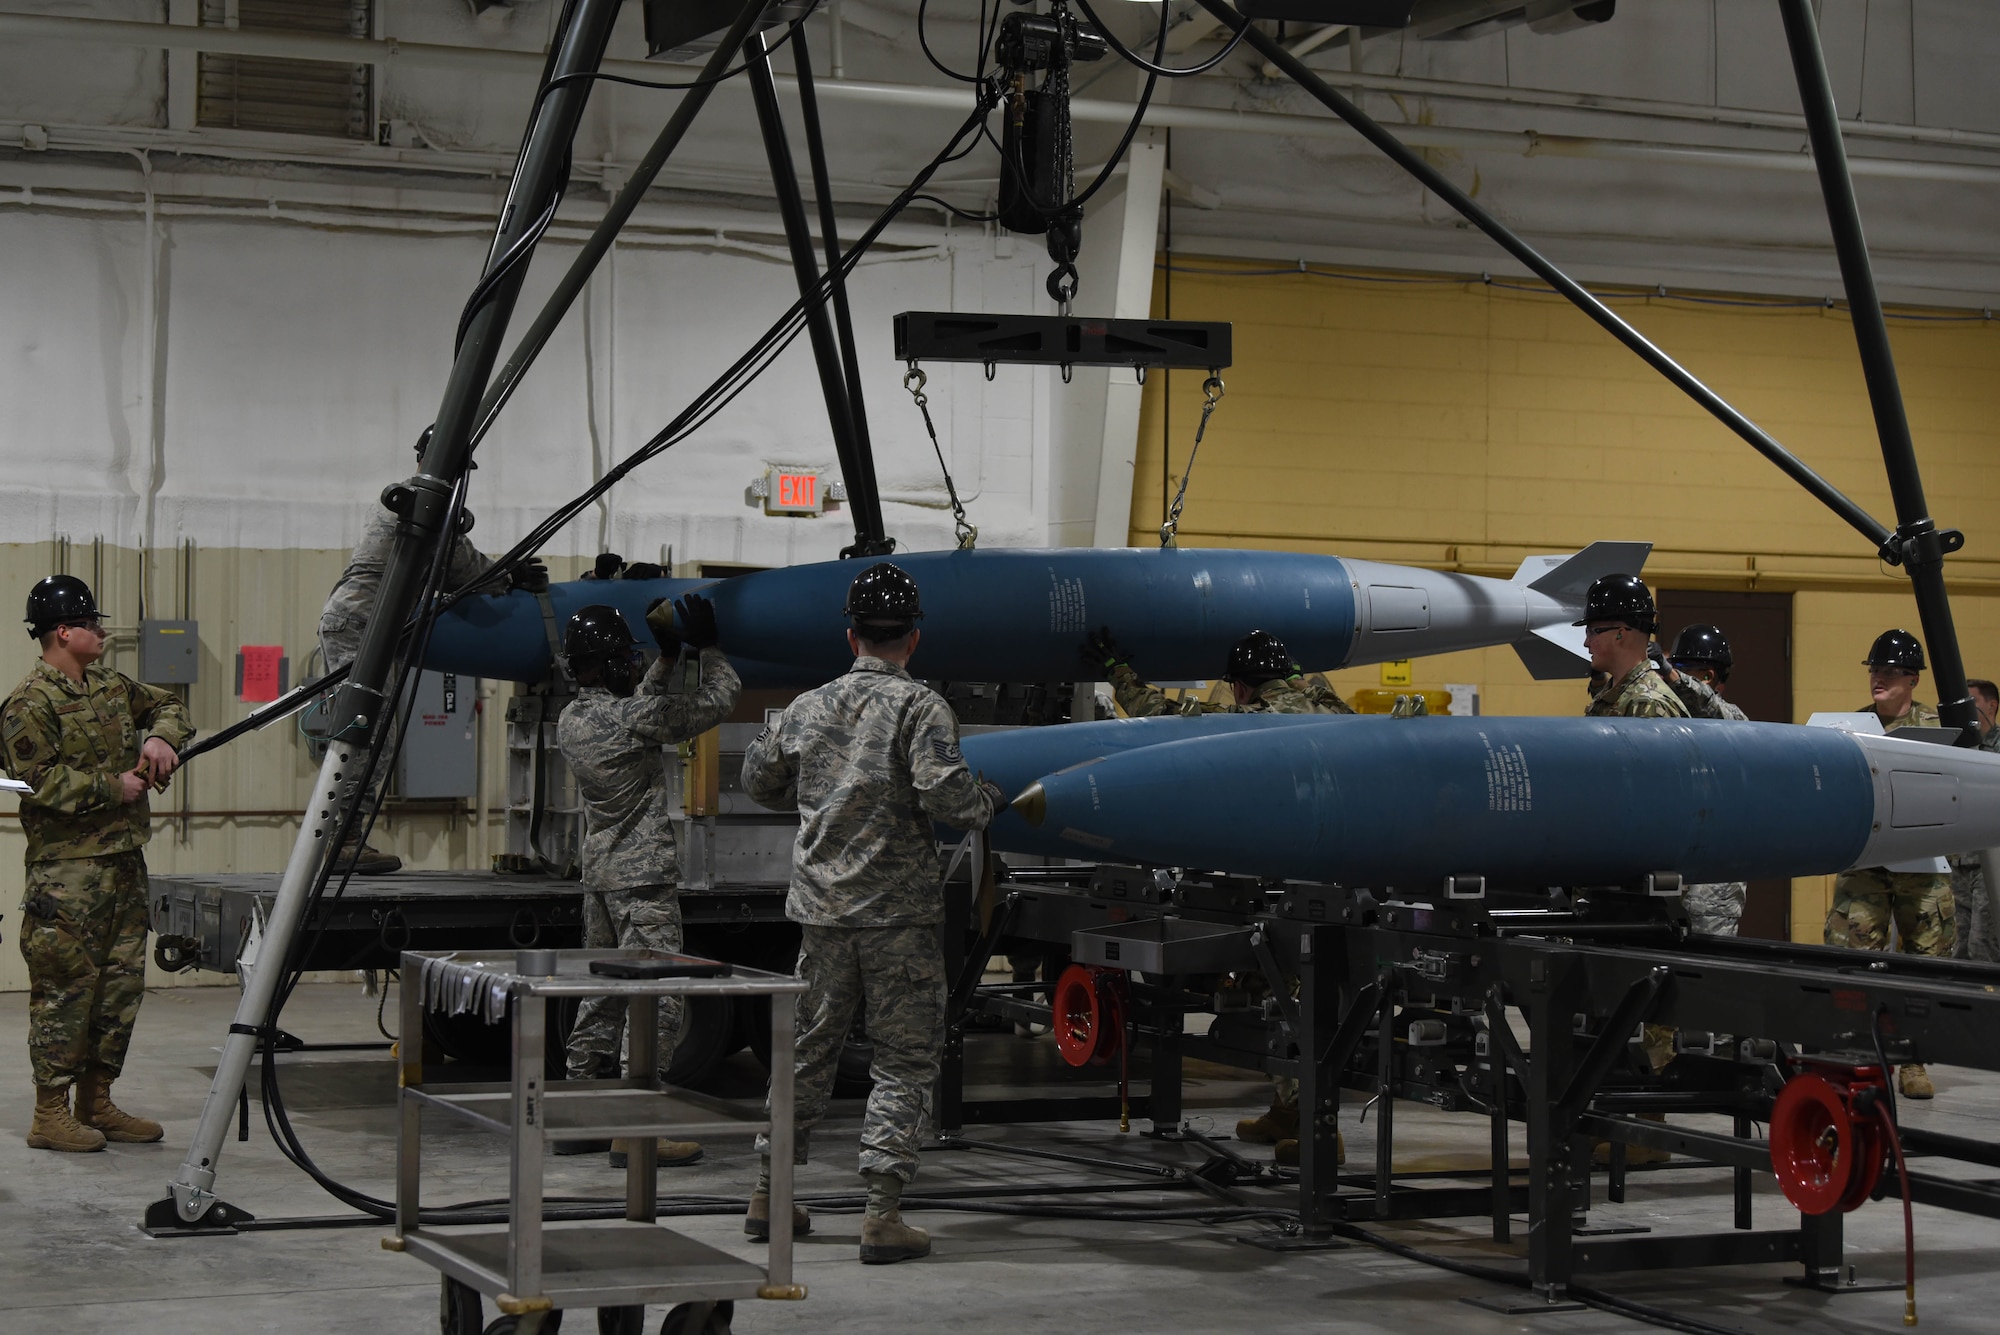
(1013, 781, 1048, 828)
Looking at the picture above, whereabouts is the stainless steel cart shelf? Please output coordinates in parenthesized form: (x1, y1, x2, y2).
(391, 949, 809, 1328)
(403, 1220, 774, 1311)
(405, 1082, 759, 1140)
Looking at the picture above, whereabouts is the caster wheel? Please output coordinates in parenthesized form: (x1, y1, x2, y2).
(482, 1311, 564, 1335)
(598, 1308, 645, 1335)
(660, 1300, 733, 1335)
(442, 1278, 483, 1335)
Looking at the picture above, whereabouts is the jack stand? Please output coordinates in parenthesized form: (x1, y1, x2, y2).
(141, 1195, 254, 1239)
(1783, 1268, 1903, 1295)
(1237, 1229, 1350, 1253)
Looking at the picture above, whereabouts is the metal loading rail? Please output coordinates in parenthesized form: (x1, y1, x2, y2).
(940, 861, 2000, 1302)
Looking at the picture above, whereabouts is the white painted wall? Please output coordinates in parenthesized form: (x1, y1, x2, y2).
(0, 201, 1071, 563)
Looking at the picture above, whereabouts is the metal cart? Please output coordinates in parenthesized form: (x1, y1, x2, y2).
(388, 948, 807, 1335)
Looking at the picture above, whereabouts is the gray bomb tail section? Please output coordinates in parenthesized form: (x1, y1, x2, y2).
(1509, 541, 1655, 680)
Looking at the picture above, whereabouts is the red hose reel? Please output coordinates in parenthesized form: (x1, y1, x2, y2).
(1769, 1064, 1887, 1214)
(1769, 1059, 1920, 1324)
(1052, 964, 1127, 1068)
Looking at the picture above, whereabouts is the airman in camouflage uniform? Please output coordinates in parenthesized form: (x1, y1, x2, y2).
(559, 608, 740, 1085)
(743, 562, 996, 1264)
(1947, 679, 2000, 964)
(1586, 661, 1689, 720)
(1829, 631, 1955, 1098)
(4, 575, 194, 1151)
(1827, 698, 1956, 955)
(1091, 627, 1354, 719)
(317, 506, 541, 874)
(1573, 577, 1688, 1108)
(1660, 639, 1749, 936)
(1084, 630, 1354, 1165)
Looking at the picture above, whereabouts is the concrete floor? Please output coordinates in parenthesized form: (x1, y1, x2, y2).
(5, 982, 2000, 1335)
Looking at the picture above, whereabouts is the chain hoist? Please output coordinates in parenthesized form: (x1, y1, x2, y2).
(1160, 372, 1224, 548)
(904, 362, 977, 550)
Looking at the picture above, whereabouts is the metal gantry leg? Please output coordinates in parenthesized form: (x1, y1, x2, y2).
(744, 28, 890, 557)
(149, 0, 627, 1234)
(1776, 0, 1976, 736)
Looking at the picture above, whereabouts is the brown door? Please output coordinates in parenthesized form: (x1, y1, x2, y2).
(1656, 589, 1795, 941)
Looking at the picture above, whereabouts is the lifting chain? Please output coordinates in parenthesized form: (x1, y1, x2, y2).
(904, 362, 977, 550)
(1159, 372, 1225, 549)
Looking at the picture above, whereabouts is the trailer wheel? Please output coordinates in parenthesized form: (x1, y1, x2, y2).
(596, 1306, 644, 1335)
(741, 996, 874, 1094)
(660, 1300, 733, 1335)
(441, 1278, 482, 1335)
(664, 996, 739, 1088)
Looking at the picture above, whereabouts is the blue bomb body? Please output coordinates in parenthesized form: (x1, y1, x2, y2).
(422, 542, 1642, 686)
(989, 716, 2000, 888)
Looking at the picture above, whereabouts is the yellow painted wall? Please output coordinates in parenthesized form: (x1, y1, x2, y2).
(1134, 259, 2000, 941)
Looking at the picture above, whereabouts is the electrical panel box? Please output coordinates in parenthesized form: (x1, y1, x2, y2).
(138, 620, 199, 684)
(396, 670, 477, 800)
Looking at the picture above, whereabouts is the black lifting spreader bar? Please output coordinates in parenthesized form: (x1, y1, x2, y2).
(1194, 1, 1891, 553)
(1778, 0, 1976, 739)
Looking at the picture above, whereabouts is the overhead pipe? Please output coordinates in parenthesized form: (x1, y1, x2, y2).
(7, 13, 2000, 185)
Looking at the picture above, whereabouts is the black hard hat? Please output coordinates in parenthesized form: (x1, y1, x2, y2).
(564, 604, 635, 664)
(843, 562, 924, 628)
(1863, 629, 1925, 672)
(1226, 630, 1294, 686)
(1572, 573, 1656, 633)
(25, 575, 99, 638)
(1669, 623, 1733, 678)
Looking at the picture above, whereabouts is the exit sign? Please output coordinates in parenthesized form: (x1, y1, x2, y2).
(764, 470, 824, 516)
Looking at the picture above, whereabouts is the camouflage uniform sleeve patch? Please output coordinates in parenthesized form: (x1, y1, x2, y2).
(741, 714, 799, 812)
(909, 695, 992, 832)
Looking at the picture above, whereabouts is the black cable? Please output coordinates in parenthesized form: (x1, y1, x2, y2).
(919, 0, 986, 83)
(1071, 0, 1252, 77)
(1069, 6, 1164, 212)
(1328, 1220, 1755, 1335)
(911, 193, 1002, 222)
(537, 3, 820, 96)
(1872, 1003, 1901, 1125)
(441, 87, 1002, 608)
(454, 149, 570, 354)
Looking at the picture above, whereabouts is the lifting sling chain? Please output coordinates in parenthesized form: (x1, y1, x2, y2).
(1160, 372, 1225, 549)
(903, 361, 978, 550)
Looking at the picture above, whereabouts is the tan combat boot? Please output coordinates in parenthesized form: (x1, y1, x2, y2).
(1899, 1064, 1936, 1100)
(1273, 1129, 1345, 1168)
(608, 1137, 703, 1168)
(27, 1085, 107, 1153)
(336, 838, 402, 875)
(743, 1193, 813, 1240)
(75, 1068, 164, 1143)
(859, 1209, 931, 1264)
(1236, 1098, 1300, 1146)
